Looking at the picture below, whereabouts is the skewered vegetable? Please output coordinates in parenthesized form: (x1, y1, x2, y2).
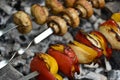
(30, 55, 56, 80)
(31, 4, 49, 25)
(1, 0, 105, 36)
(48, 48, 76, 79)
(90, 31, 112, 59)
(38, 53, 58, 74)
(61, 8, 80, 28)
(13, 11, 32, 34)
(31, 0, 104, 26)
(30, 53, 63, 80)
(64, 0, 76, 7)
(47, 16, 68, 35)
(68, 40, 98, 64)
(29, 11, 120, 79)
(75, 30, 112, 59)
(29, 1, 109, 80)
(90, 0, 105, 8)
(48, 44, 80, 79)
(75, 30, 103, 58)
(99, 19, 120, 50)
(74, 0, 93, 18)
(10, 1, 116, 80)
(45, 0, 64, 14)
(111, 12, 120, 26)
(64, 0, 105, 8)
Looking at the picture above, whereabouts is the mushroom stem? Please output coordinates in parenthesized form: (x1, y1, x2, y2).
(75, 5, 86, 18)
(62, 14, 72, 27)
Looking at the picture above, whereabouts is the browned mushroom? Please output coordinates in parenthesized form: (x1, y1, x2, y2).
(64, 0, 76, 7)
(13, 11, 32, 34)
(61, 8, 80, 28)
(74, 0, 93, 19)
(90, 0, 105, 9)
(31, 4, 49, 25)
(47, 16, 68, 35)
(45, 0, 64, 14)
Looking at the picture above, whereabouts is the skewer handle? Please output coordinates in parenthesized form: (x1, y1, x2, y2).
(17, 27, 53, 55)
(33, 27, 53, 44)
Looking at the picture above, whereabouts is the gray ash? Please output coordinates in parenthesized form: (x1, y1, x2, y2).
(0, 0, 120, 80)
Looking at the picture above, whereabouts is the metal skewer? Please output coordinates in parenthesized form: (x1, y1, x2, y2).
(18, 71, 39, 80)
(0, 23, 18, 37)
(6, 27, 53, 80)
(0, 27, 54, 69)
(18, 27, 53, 55)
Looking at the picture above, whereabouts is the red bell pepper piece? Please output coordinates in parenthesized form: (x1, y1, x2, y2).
(30, 54, 56, 80)
(48, 48, 75, 80)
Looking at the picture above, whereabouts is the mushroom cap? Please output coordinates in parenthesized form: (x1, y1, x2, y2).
(47, 16, 68, 35)
(45, 0, 64, 14)
(74, 0, 93, 18)
(13, 11, 32, 34)
(64, 0, 76, 7)
(90, 0, 105, 8)
(31, 4, 49, 25)
(61, 8, 80, 28)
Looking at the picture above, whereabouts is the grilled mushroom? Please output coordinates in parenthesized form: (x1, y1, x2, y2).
(74, 0, 93, 18)
(47, 16, 68, 35)
(90, 0, 105, 8)
(61, 8, 80, 28)
(31, 4, 49, 25)
(64, 0, 76, 7)
(45, 0, 64, 14)
(13, 11, 32, 34)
